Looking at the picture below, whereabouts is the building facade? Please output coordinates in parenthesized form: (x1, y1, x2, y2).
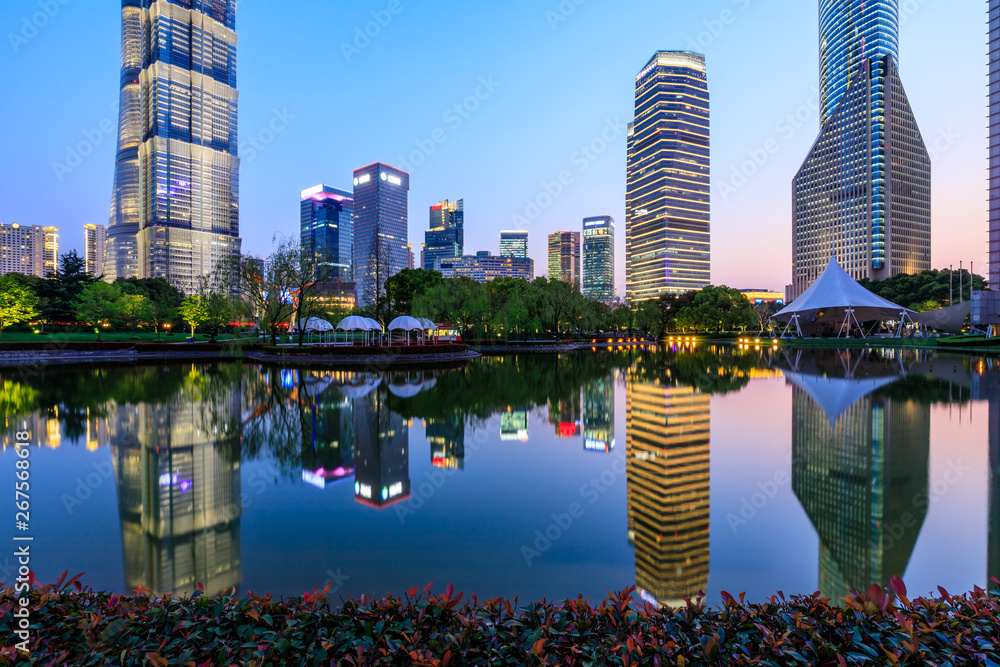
(582, 216, 615, 303)
(110, 0, 242, 294)
(423, 199, 464, 270)
(300, 185, 353, 281)
(791, 0, 930, 299)
(500, 230, 529, 259)
(0, 223, 58, 278)
(352, 163, 410, 307)
(547, 231, 580, 286)
(991, 0, 1000, 291)
(84, 224, 107, 278)
(438, 252, 534, 282)
(626, 51, 710, 302)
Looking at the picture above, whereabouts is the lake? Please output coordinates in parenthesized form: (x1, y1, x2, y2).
(1, 345, 997, 606)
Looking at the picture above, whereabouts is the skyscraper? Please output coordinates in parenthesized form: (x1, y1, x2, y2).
(112, 0, 242, 293)
(626, 52, 710, 302)
(500, 230, 529, 259)
(0, 223, 58, 278)
(423, 199, 464, 271)
(991, 0, 1000, 291)
(300, 185, 354, 281)
(106, 1, 141, 280)
(547, 231, 580, 286)
(352, 163, 410, 307)
(791, 1, 930, 299)
(582, 216, 615, 303)
(84, 224, 107, 278)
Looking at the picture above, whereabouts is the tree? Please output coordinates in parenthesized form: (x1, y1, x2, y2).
(202, 292, 234, 342)
(360, 234, 397, 327)
(386, 268, 443, 321)
(859, 269, 989, 309)
(214, 242, 299, 345)
(75, 282, 122, 342)
(0, 275, 39, 338)
(179, 296, 209, 338)
(119, 293, 154, 334)
(676, 286, 754, 332)
(39, 249, 97, 326)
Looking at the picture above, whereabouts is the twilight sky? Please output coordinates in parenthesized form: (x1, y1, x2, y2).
(0, 0, 988, 295)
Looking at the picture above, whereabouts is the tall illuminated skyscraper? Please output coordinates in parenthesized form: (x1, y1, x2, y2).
(353, 163, 409, 307)
(990, 0, 1000, 291)
(791, 0, 930, 299)
(300, 185, 353, 281)
(582, 216, 614, 303)
(626, 378, 710, 607)
(423, 199, 463, 271)
(500, 230, 529, 259)
(110, 0, 242, 293)
(626, 51, 710, 302)
(547, 231, 580, 286)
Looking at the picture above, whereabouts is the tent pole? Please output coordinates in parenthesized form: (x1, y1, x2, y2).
(851, 309, 865, 339)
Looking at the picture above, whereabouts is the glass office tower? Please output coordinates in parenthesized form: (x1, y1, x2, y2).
(990, 0, 1000, 291)
(792, 0, 930, 299)
(500, 230, 529, 259)
(423, 199, 463, 271)
(106, 0, 142, 280)
(626, 52, 710, 302)
(300, 185, 354, 281)
(352, 163, 409, 307)
(582, 216, 614, 303)
(547, 231, 580, 286)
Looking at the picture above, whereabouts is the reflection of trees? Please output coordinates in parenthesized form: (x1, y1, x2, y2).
(629, 346, 755, 395)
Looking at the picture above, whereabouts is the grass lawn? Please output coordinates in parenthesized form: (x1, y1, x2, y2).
(0, 331, 213, 343)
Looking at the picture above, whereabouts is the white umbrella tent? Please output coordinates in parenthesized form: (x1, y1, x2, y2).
(337, 316, 379, 345)
(388, 316, 424, 345)
(290, 317, 334, 344)
(773, 257, 915, 338)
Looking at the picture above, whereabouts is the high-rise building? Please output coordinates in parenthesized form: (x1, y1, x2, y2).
(788, 369, 929, 601)
(582, 216, 615, 303)
(84, 224, 107, 278)
(423, 199, 464, 270)
(438, 252, 534, 282)
(500, 230, 529, 259)
(791, 1, 930, 299)
(547, 231, 580, 286)
(113, 0, 242, 294)
(626, 52, 710, 302)
(106, 1, 141, 280)
(991, 0, 1000, 291)
(300, 185, 354, 281)
(0, 223, 58, 278)
(352, 163, 410, 307)
(626, 378, 710, 607)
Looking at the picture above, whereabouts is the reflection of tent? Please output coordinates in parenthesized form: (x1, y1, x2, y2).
(784, 372, 901, 427)
(339, 376, 382, 398)
(388, 382, 425, 398)
(291, 317, 333, 333)
(774, 257, 913, 337)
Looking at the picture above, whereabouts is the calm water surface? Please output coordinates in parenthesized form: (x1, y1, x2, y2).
(1, 346, 998, 606)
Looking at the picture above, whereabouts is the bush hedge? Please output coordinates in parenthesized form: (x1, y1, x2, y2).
(2, 576, 999, 665)
(0, 342, 264, 353)
(261, 344, 467, 356)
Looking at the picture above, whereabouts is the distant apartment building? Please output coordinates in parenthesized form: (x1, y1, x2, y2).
(424, 199, 463, 270)
(0, 223, 58, 278)
(438, 252, 534, 282)
(547, 231, 580, 286)
(582, 216, 614, 303)
(500, 230, 529, 259)
(740, 289, 785, 305)
(300, 185, 354, 281)
(84, 224, 106, 278)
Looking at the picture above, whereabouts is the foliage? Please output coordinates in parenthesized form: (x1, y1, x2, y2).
(0, 275, 39, 338)
(37, 249, 96, 325)
(675, 286, 755, 332)
(202, 292, 234, 343)
(118, 293, 154, 333)
(178, 296, 209, 337)
(386, 268, 444, 321)
(4, 575, 1000, 665)
(74, 281, 122, 342)
(859, 269, 989, 309)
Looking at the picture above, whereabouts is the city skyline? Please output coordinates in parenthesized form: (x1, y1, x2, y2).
(0, 1, 989, 297)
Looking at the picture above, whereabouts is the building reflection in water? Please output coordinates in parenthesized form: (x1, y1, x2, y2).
(111, 372, 242, 597)
(625, 377, 710, 607)
(500, 407, 529, 442)
(583, 375, 615, 453)
(353, 386, 410, 508)
(427, 415, 465, 470)
(786, 362, 929, 601)
(300, 376, 355, 489)
(549, 394, 581, 438)
(981, 362, 1000, 590)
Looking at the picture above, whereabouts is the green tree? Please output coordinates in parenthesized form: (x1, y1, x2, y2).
(676, 286, 754, 333)
(179, 296, 209, 337)
(859, 269, 988, 309)
(119, 293, 155, 334)
(75, 282, 122, 341)
(202, 292, 233, 342)
(386, 268, 444, 321)
(0, 275, 40, 338)
(39, 250, 97, 326)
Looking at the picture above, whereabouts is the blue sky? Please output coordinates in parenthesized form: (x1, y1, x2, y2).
(0, 0, 988, 294)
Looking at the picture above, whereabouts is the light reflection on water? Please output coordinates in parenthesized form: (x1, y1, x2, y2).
(0, 346, 996, 605)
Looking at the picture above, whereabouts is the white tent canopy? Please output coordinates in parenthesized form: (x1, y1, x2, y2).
(291, 317, 333, 333)
(364, 318, 383, 332)
(774, 257, 913, 336)
(337, 316, 376, 331)
(418, 317, 436, 331)
(388, 316, 424, 331)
